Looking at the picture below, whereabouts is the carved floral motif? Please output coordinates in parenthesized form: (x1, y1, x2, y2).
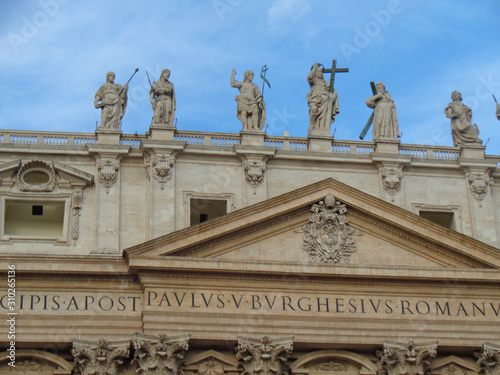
(381, 166, 402, 200)
(151, 155, 175, 190)
(97, 160, 120, 193)
(377, 339, 438, 375)
(72, 338, 130, 375)
(235, 336, 294, 375)
(468, 171, 490, 201)
(311, 360, 347, 371)
(300, 194, 357, 264)
(198, 358, 225, 375)
(244, 160, 266, 192)
(132, 333, 190, 375)
(475, 342, 500, 375)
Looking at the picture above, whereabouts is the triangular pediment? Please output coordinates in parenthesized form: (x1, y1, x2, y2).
(125, 179, 500, 271)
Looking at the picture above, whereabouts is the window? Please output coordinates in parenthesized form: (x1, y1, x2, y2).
(419, 211, 455, 230)
(4, 200, 66, 238)
(413, 203, 461, 232)
(190, 199, 227, 226)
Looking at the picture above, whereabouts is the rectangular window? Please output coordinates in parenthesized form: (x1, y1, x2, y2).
(4, 201, 65, 238)
(190, 199, 227, 226)
(419, 211, 455, 230)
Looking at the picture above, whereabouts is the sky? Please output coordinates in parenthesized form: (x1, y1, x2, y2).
(1, 0, 500, 154)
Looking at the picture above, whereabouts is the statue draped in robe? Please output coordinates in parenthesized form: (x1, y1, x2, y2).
(444, 91, 481, 147)
(94, 71, 128, 130)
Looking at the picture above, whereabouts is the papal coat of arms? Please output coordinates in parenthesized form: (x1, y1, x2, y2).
(300, 194, 357, 264)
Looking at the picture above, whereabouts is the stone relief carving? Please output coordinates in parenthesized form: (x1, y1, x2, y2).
(97, 159, 120, 193)
(365, 82, 399, 141)
(198, 358, 225, 375)
(132, 333, 190, 375)
(235, 336, 294, 375)
(243, 160, 266, 192)
(381, 166, 403, 201)
(377, 340, 438, 375)
(150, 68, 176, 127)
(299, 194, 357, 264)
(467, 171, 490, 202)
(475, 342, 500, 375)
(9, 359, 50, 373)
(311, 360, 347, 371)
(94, 71, 128, 130)
(444, 91, 481, 147)
(150, 155, 175, 190)
(231, 69, 266, 131)
(306, 62, 339, 132)
(72, 338, 130, 375)
(16, 160, 56, 192)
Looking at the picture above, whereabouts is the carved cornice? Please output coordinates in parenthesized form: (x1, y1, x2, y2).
(475, 342, 500, 375)
(377, 339, 438, 375)
(72, 338, 130, 375)
(132, 332, 191, 375)
(236, 336, 294, 375)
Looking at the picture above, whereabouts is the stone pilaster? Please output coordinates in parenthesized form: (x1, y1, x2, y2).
(72, 338, 130, 375)
(235, 336, 294, 375)
(476, 342, 500, 375)
(132, 333, 191, 375)
(377, 339, 438, 375)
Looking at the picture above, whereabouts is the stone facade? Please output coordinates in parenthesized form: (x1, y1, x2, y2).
(0, 127, 499, 374)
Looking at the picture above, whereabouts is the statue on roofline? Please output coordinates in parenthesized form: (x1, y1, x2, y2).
(306, 62, 339, 132)
(365, 81, 399, 141)
(231, 69, 266, 131)
(150, 68, 176, 127)
(444, 91, 481, 147)
(94, 71, 128, 130)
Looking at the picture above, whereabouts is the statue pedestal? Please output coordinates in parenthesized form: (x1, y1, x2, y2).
(240, 130, 265, 146)
(95, 129, 122, 145)
(460, 143, 485, 160)
(374, 139, 400, 154)
(149, 125, 176, 141)
(308, 128, 333, 152)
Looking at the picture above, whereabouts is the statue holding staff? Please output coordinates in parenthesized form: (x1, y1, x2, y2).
(150, 69, 176, 126)
(231, 69, 265, 130)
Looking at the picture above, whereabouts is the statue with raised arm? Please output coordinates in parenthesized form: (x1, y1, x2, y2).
(231, 69, 265, 130)
(365, 81, 399, 140)
(444, 91, 481, 146)
(94, 71, 128, 130)
(150, 69, 176, 126)
(306, 63, 339, 132)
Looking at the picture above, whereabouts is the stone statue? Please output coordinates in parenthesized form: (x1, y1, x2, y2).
(94, 71, 128, 130)
(444, 91, 481, 147)
(496, 102, 500, 121)
(150, 69, 176, 126)
(306, 63, 339, 132)
(230, 69, 266, 131)
(365, 82, 399, 140)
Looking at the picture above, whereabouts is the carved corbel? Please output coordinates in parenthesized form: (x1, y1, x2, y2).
(132, 332, 190, 375)
(380, 164, 403, 202)
(97, 159, 120, 193)
(242, 156, 268, 193)
(298, 194, 357, 264)
(235, 336, 294, 375)
(467, 170, 491, 202)
(475, 342, 500, 375)
(377, 339, 438, 375)
(72, 338, 130, 375)
(151, 155, 175, 190)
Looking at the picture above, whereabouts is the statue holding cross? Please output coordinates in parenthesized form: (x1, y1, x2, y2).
(306, 60, 348, 135)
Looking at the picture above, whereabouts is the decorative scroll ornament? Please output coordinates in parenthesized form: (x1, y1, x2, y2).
(300, 194, 357, 264)
(468, 171, 490, 201)
(198, 358, 225, 375)
(236, 336, 294, 375)
(151, 155, 175, 190)
(72, 338, 130, 375)
(381, 166, 402, 201)
(97, 160, 120, 193)
(244, 160, 266, 193)
(16, 160, 56, 192)
(475, 342, 500, 375)
(377, 339, 438, 375)
(132, 332, 190, 375)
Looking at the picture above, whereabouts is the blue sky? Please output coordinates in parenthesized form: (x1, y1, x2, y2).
(1, 0, 500, 154)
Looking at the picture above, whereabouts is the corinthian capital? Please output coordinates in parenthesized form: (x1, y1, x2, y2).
(235, 336, 294, 375)
(377, 339, 438, 375)
(72, 338, 130, 375)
